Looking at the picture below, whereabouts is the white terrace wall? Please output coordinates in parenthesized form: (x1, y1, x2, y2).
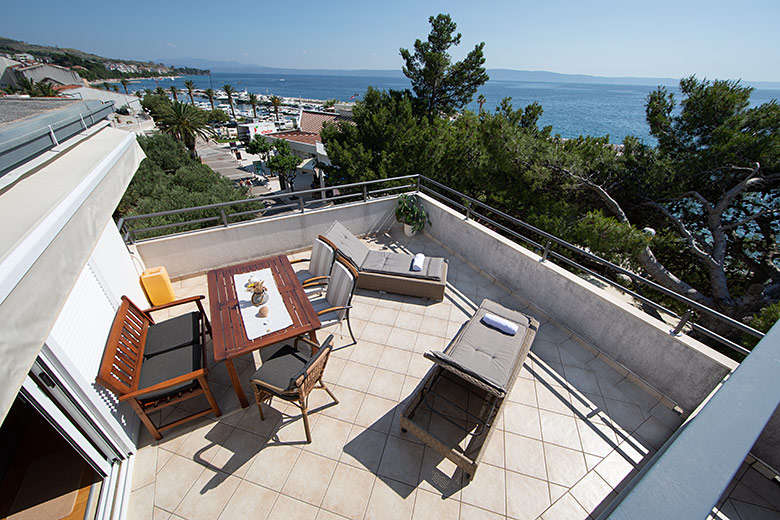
(418, 194, 738, 413)
(135, 197, 398, 278)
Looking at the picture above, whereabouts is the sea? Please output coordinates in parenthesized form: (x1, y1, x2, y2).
(125, 73, 780, 145)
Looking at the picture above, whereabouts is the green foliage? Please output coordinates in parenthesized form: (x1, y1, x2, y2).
(206, 109, 229, 123)
(395, 194, 431, 232)
(246, 136, 273, 158)
(222, 84, 237, 119)
(156, 101, 214, 156)
(266, 140, 300, 191)
(269, 95, 283, 120)
(323, 98, 339, 108)
(116, 134, 259, 238)
(743, 303, 780, 348)
(116, 105, 130, 116)
(400, 13, 488, 118)
(203, 88, 216, 110)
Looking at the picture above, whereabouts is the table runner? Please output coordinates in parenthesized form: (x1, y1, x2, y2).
(233, 268, 293, 340)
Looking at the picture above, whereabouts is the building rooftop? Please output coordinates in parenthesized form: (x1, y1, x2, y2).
(0, 97, 77, 126)
(267, 129, 321, 146)
(127, 230, 685, 520)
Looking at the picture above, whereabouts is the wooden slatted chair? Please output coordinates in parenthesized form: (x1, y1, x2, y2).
(250, 334, 338, 443)
(96, 295, 221, 440)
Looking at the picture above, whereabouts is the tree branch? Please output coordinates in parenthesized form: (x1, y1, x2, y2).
(645, 200, 717, 266)
(553, 165, 630, 223)
(723, 206, 779, 231)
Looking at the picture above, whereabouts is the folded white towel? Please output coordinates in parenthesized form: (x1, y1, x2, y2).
(481, 312, 519, 335)
(411, 253, 425, 272)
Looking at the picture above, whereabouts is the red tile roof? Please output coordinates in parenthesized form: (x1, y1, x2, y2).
(267, 130, 320, 145)
(299, 110, 349, 134)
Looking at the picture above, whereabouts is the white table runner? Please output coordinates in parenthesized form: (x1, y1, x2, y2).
(233, 268, 293, 341)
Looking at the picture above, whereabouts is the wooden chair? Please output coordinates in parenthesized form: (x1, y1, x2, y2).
(250, 334, 338, 443)
(96, 295, 222, 440)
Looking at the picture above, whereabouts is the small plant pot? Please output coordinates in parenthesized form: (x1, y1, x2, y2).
(403, 223, 417, 237)
(251, 290, 269, 306)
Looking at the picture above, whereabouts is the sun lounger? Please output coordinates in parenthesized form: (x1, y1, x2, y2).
(400, 298, 538, 479)
(323, 220, 448, 300)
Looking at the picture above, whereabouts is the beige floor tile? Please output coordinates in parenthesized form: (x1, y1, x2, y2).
(367, 368, 405, 401)
(543, 443, 587, 488)
(361, 322, 393, 344)
(303, 415, 353, 461)
(459, 503, 502, 520)
(594, 449, 636, 490)
(576, 419, 620, 458)
(281, 451, 337, 507)
(418, 316, 449, 338)
(154, 453, 206, 512)
(460, 463, 506, 515)
(340, 425, 388, 473)
(364, 478, 416, 520)
(349, 340, 385, 366)
(503, 402, 542, 440)
(378, 436, 425, 486)
(321, 385, 365, 424)
(414, 333, 447, 353)
(370, 306, 400, 326)
(209, 427, 266, 478)
(321, 463, 376, 518)
(558, 339, 597, 369)
(561, 365, 601, 395)
(235, 403, 284, 438)
(153, 506, 172, 520)
(507, 377, 537, 407)
(175, 421, 234, 466)
(133, 446, 158, 491)
(355, 394, 397, 433)
(541, 492, 589, 520)
(417, 446, 463, 498)
(386, 327, 420, 351)
(535, 381, 575, 417)
(217, 479, 278, 520)
(549, 483, 568, 504)
(266, 495, 319, 520)
(407, 354, 435, 378)
(539, 410, 582, 451)
(504, 432, 547, 481)
(128, 483, 155, 520)
(244, 444, 301, 492)
(505, 471, 550, 520)
(412, 489, 460, 519)
(377, 346, 413, 374)
(531, 339, 562, 365)
(338, 361, 376, 393)
(569, 470, 617, 517)
(173, 468, 241, 520)
(316, 510, 349, 520)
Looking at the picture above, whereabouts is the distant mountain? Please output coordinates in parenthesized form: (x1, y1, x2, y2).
(160, 58, 780, 89)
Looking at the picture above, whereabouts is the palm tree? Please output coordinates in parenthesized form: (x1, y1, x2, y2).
(120, 78, 129, 95)
(269, 95, 283, 121)
(168, 85, 178, 101)
(248, 93, 259, 119)
(35, 81, 59, 97)
(204, 88, 216, 111)
(16, 77, 36, 96)
(113, 85, 120, 93)
(184, 80, 196, 104)
(102, 82, 111, 91)
(222, 84, 237, 119)
(157, 101, 214, 157)
(477, 94, 486, 115)
(154, 86, 166, 97)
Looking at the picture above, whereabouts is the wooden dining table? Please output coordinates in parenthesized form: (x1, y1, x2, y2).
(207, 255, 321, 408)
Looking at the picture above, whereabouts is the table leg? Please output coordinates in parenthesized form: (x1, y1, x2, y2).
(226, 358, 249, 408)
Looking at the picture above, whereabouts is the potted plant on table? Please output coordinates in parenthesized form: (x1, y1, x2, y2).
(395, 194, 431, 237)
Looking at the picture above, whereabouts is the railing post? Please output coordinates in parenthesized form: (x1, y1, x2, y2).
(416, 175, 421, 193)
(465, 200, 472, 220)
(541, 241, 552, 262)
(671, 309, 693, 336)
(362, 184, 368, 201)
(219, 208, 229, 227)
(298, 197, 305, 213)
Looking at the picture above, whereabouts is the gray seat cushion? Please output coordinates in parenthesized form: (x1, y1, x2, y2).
(362, 250, 444, 281)
(144, 312, 200, 359)
(323, 221, 370, 268)
(250, 343, 330, 396)
(430, 299, 530, 395)
(138, 342, 203, 401)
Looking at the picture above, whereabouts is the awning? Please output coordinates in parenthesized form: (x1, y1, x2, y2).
(0, 125, 144, 422)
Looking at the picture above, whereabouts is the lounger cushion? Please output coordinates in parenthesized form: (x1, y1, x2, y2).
(430, 299, 530, 395)
(138, 342, 203, 401)
(143, 312, 200, 359)
(362, 250, 445, 281)
(323, 221, 370, 268)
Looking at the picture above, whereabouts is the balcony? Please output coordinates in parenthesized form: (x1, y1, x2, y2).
(124, 191, 780, 520)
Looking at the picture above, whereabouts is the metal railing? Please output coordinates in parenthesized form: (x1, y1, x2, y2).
(117, 173, 764, 356)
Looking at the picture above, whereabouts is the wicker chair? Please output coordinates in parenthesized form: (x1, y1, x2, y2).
(96, 296, 221, 440)
(250, 334, 338, 443)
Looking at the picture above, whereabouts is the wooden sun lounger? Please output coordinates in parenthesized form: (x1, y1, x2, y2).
(400, 298, 538, 479)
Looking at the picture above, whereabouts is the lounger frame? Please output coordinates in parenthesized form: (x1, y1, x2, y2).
(400, 307, 538, 479)
(355, 261, 448, 301)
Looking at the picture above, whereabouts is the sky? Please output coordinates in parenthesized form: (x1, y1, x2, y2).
(2, 0, 779, 82)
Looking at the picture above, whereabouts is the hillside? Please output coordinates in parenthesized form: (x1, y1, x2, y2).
(0, 36, 208, 80)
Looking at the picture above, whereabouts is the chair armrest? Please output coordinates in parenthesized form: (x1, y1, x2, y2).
(289, 257, 311, 265)
(316, 305, 352, 316)
(145, 295, 205, 313)
(302, 275, 329, 287)
(118, 369, 207, 401)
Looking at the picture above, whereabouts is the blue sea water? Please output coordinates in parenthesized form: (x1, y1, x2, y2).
(126, 73, 780, 145)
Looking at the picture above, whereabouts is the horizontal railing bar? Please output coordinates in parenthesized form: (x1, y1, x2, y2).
(129, 215, 222, 234)
(689, 323, 751, 356)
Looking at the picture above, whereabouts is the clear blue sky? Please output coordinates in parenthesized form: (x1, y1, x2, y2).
(2, 0, 778, 81)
